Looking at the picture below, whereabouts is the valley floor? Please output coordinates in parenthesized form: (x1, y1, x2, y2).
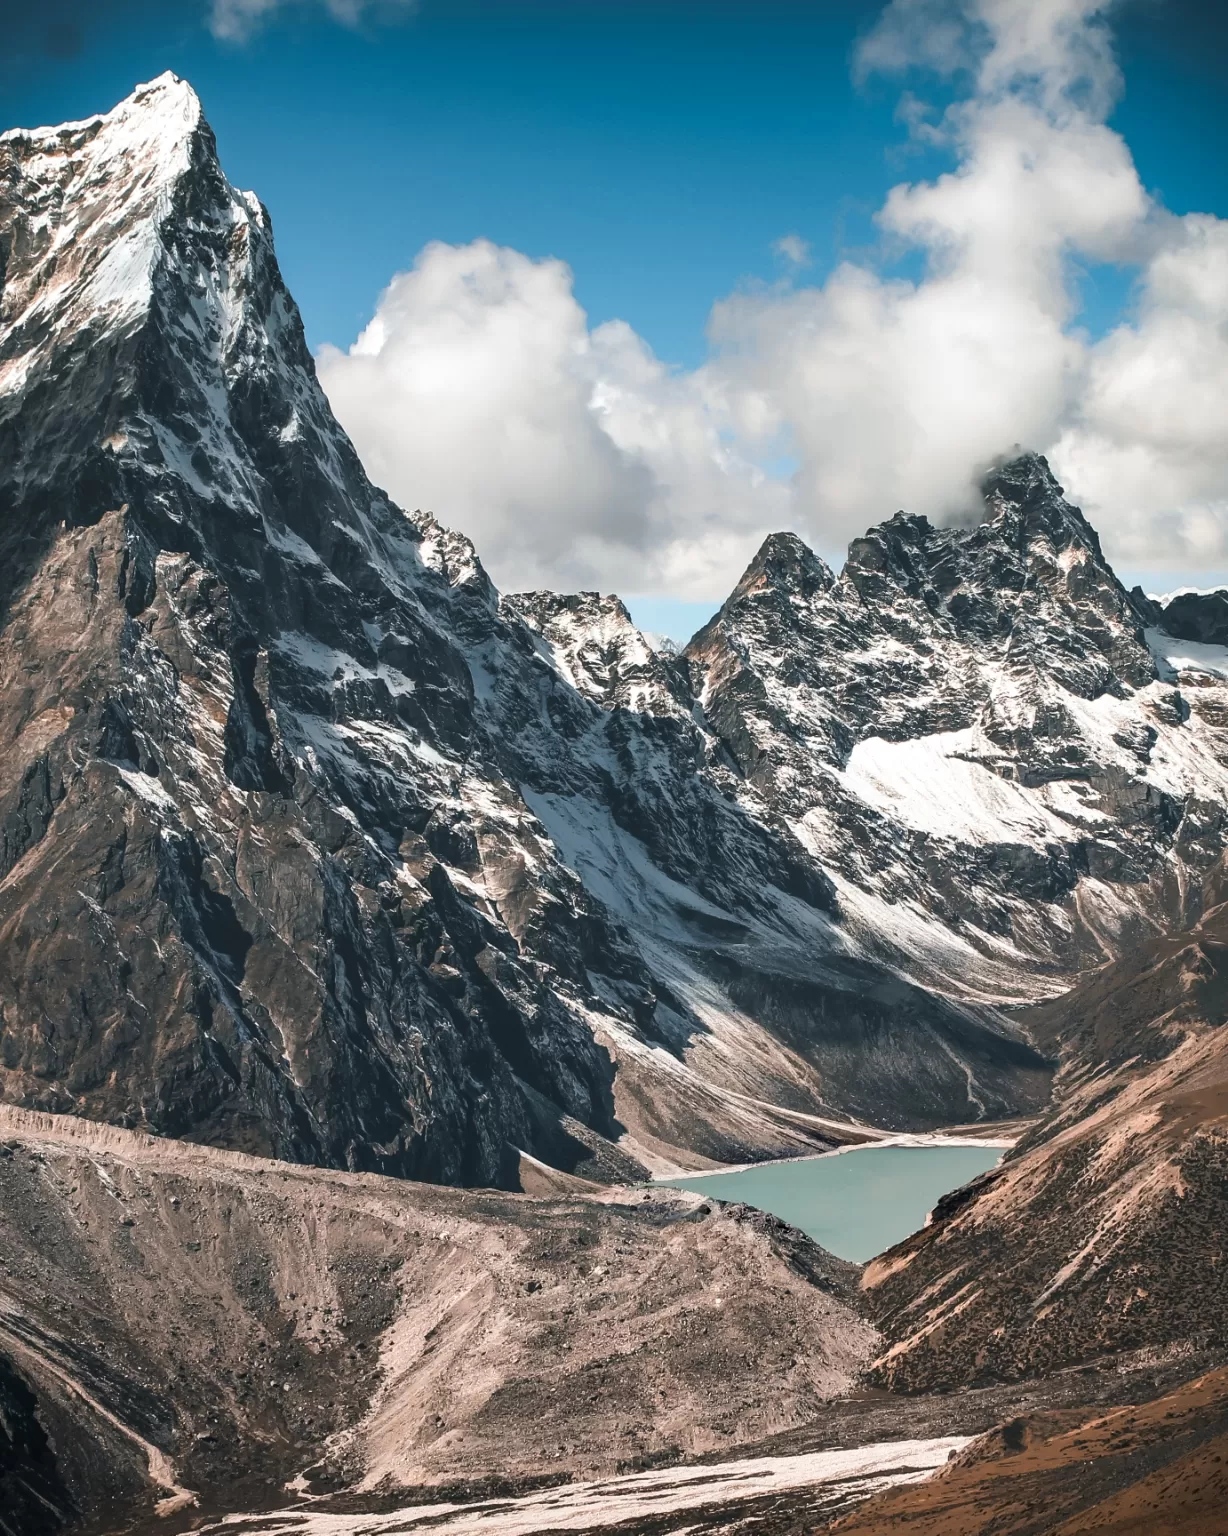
(189, 1437, 969, 1536)
(119, 1352, 1228, 1536)
(4, 1100, 1224, 1536)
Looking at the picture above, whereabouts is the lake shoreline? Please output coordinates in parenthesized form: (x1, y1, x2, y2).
(649, 1130, 1018, 1184)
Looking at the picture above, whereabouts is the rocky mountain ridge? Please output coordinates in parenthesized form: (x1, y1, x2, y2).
(505, 466, 1228, 1020)
(3, 75, 1228, 1189)
(506, 465, 1228, 1132)
(827, 840, 1228, 1533)
(680, 456, 1228, 1001)
(0, 75, 1058, 1186)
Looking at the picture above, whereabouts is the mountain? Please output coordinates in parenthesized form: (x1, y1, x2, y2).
(860, 851, 1228, 1394)
(0, 75, 1066, 1187)
(512, 459, 1228, 1136)
(821, 842, 1228, 1532)
(7, 72, 1228, 1536)
(510, 465, 1228, 1128)
(687, 455, 1228, 1001)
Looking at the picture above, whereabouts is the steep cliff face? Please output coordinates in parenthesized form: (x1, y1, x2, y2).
(0, 77, 642, 1186)
(1, 79, 678, 1183)
(0, 77, 1056, 1187)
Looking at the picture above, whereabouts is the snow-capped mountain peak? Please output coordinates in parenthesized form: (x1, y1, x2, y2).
(7, 77, 1225, 1188)
(0, 74, 205, 353)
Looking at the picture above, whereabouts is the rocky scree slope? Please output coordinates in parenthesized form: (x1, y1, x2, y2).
(0, 1104, 873, 1534)
(829, 1363, 1228, 1536)
(0, 75, 1056, 1185)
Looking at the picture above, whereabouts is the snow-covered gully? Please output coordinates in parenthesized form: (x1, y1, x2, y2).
(199, 1437, 969, 1536)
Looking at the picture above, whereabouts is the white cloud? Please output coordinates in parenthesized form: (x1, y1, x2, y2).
(703, 0, 1228, 572)
(210, 0, 416, 43)
(857, 0, 1122, 111)
(316, 240, 787, 597)
(772, 234, 812, 268)
(1051, 212, 1228, 571)
(319, 0, 1228, 597)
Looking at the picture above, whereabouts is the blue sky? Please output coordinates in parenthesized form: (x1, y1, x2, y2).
(3, 0, 1227, 638)
(5, 1, 1224, 364)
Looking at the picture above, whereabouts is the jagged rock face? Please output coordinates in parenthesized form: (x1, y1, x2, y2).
(0, 78, 634, 1185)
(501, 590, 694, 717)
(0, 1353, 73, 1536)
(686, 456, 1228, 999)
(1159, 588, 1228, 647)
(0, 76, 1054, 1183)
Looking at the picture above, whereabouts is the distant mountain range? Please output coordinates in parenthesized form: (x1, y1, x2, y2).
(4, 75, 1228, 1535)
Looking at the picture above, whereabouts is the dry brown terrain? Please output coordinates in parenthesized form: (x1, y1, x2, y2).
(829, 1365, 1228, 1535)
(0, 1105, 876, 1535)
(821, 867, 1228, 1532)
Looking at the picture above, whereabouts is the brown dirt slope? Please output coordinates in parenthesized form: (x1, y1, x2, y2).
(861, 878, 1228, 1394)
(830, 1365, 1228, 1536)
(0, 1105, 875, 1535)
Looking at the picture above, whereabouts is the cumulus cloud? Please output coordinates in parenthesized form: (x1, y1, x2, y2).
(704, 0, 1228, 574)
(320, 0, 1228, 596)
(317, 241, 788, 596)
(209, 0, 416, 43)
(1052, 212, 1228, 571)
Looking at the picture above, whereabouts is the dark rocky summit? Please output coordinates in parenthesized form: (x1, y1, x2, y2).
(685, 454, 1228, 993)
(1158, 587, 1228, 647)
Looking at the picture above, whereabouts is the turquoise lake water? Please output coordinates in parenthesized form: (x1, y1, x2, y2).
(661, 1144, 1002, 1263)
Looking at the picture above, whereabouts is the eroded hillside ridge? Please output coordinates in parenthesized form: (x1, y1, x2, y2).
(859, 858, 1228, 1396)
(0, 74, 1061, 1182)
(0, 1105, 875, 1532)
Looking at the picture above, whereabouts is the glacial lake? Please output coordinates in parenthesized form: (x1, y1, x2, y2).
(660, 1144, 1003, 1263)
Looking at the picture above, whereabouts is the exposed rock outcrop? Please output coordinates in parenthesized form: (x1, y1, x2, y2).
(1160, 589, 1228, 648)
(686, 454, 1228, 1001)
